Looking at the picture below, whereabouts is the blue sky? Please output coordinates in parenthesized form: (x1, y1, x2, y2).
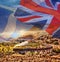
(0, 0, 20, 7)
(0, 0, 33, 38)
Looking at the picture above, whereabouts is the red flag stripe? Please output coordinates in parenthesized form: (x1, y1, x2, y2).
(21, 0, 60, 21)
(46, 17, 60, 34)
(58, 4, 60, 13)
(17, 16, 41, 22)
(45, 0, 53, 8)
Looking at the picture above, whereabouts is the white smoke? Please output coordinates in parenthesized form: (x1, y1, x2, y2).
(14, 41, 29, 48)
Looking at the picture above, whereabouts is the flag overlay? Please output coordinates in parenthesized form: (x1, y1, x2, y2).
(0, 0, 60, 40)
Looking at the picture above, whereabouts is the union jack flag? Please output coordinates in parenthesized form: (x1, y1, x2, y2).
(15, 0, 60, 38)
(0, 0, 60, 40)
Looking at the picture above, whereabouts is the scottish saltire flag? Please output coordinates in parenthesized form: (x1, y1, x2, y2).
(15, 0, 60, 38)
